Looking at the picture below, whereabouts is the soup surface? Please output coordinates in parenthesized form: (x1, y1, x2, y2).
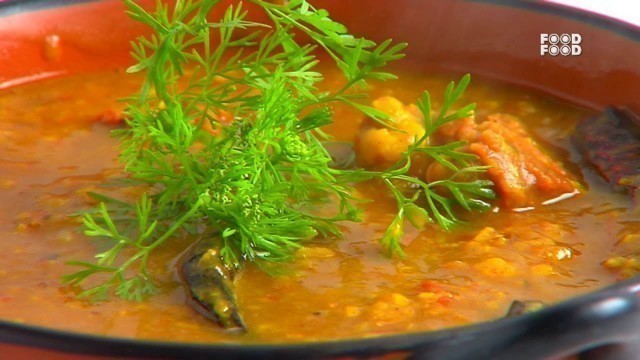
(0, 68, 635, 343)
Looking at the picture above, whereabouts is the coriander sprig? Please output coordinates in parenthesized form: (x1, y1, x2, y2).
(64, 0, 493, 301)
(379, 75, 495, 256)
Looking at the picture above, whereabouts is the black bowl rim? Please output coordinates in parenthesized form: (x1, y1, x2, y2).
(1, 0, 640, 358)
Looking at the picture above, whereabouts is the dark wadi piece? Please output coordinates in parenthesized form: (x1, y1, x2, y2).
(574, 107, 640, 201)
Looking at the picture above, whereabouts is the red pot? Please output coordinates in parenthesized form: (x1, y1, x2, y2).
(1, 1, 640, 359)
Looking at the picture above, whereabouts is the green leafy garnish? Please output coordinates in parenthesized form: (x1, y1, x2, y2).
(379, 75, 495, 255)
(63, 0, 494, 301)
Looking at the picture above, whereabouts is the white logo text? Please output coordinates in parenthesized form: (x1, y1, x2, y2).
(540, 33, 582, 56)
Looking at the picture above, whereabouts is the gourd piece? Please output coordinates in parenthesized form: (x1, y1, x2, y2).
(436, 113, 581, 209)
(180, 236, 246, 333)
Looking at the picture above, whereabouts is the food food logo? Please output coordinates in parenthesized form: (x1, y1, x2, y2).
(540, 33, 582, 56)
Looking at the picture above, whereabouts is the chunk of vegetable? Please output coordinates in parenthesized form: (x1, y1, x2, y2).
(438, 113, 581, 208)
(355, 96, 425, 170)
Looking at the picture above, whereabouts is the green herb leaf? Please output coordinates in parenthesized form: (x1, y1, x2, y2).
(65, 0, 492, 301)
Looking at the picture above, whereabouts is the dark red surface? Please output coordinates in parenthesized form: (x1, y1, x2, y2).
(2, 1, 639, 111)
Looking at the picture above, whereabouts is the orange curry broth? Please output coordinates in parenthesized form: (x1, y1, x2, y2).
(0, 68, 634, 343)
